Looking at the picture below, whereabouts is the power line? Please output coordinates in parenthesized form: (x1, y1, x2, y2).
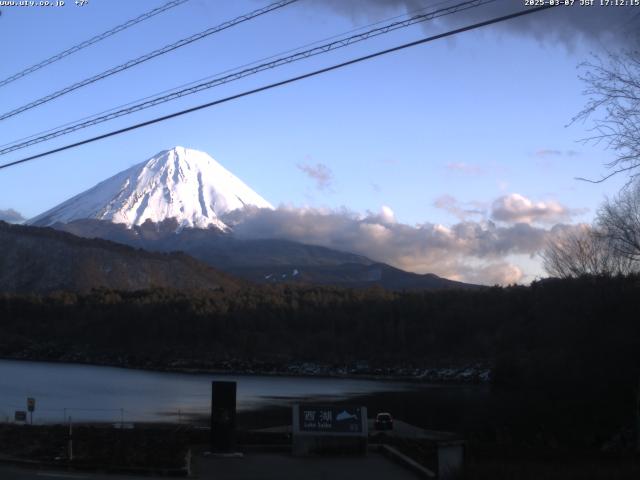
(0, 0, 191, 88)
(0, 0, 299, 122)
(0, 4, 554, 172)
(0, 0, 457, 151)
(0, 0, 494, 156)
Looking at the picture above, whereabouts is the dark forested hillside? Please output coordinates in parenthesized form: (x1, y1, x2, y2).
(0, 221, 242, 293)
(0, 276, 638, 387)
(1, 275, 639, 446)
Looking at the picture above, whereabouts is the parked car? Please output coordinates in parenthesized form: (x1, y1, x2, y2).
(374, 412, 393, 430)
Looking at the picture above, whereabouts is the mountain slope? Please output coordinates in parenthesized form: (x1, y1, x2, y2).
(229, 262, 474, 290)
(57, 218, 372, 268)
(0, 221, 242, 293)
(28, 146, 272, 229)
(53, 219, 476, 290)
(23, 146, 476, 290)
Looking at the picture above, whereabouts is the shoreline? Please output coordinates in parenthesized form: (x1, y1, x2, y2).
(0, 354, 492, 385)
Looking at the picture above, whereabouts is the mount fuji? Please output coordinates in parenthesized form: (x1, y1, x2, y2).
(22, 146, 474, 291)
(28, 146, 273, 230)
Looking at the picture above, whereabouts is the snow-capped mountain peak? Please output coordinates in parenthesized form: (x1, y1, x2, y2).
(28, 146, 273, 229)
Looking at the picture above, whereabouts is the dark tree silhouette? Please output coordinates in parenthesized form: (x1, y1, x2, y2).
(541, 225, 636, 278)
(573, 44, 640, 183)
(597, 181, 640, 263)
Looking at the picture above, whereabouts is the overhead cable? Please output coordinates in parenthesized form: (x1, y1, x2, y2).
(0, 3, 554, 171)
(0, 0, 493, 155)
(0, 0, 459, 151)
(0, 0, 299, 122)
(0, 0, 191, 88)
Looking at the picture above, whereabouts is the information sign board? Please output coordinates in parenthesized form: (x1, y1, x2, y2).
(298, 405, 364, 434)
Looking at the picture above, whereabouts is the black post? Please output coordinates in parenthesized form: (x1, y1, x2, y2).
(211, 381, 237, 452)
(636, 377, 640, 454)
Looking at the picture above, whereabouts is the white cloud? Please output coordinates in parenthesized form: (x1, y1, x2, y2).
(222, 202, 582, 285)
(0, 208, 25, 223)
(433, 195, 485, 221)
(461, 262, 524, 286)
(297, 162, 334, 190)
(490, 193, 585, 225)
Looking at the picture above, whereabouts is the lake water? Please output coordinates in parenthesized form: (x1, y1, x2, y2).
(0, 359, 429, 424)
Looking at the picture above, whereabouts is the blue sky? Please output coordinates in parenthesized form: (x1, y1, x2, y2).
(0, 0, 634, 283)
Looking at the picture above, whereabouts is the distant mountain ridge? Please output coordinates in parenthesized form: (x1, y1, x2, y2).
(53, 218, 476, 290)
(0, 221, 241, 293)
(23, 146, 476, 291)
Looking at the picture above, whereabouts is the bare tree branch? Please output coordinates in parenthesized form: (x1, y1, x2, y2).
(541, 225, 637, 278)
(596, 181, 640, 262)
(572, 43, 640, 180)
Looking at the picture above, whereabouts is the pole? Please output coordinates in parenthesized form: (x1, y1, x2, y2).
(68, 416, 73, 462)
(636, 377, 640, 454)
(120, 408, 124, 429)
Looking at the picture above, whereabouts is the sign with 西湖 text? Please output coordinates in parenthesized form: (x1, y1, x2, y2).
(298, 405, 364, 433)
(292, 404, 368, 456)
